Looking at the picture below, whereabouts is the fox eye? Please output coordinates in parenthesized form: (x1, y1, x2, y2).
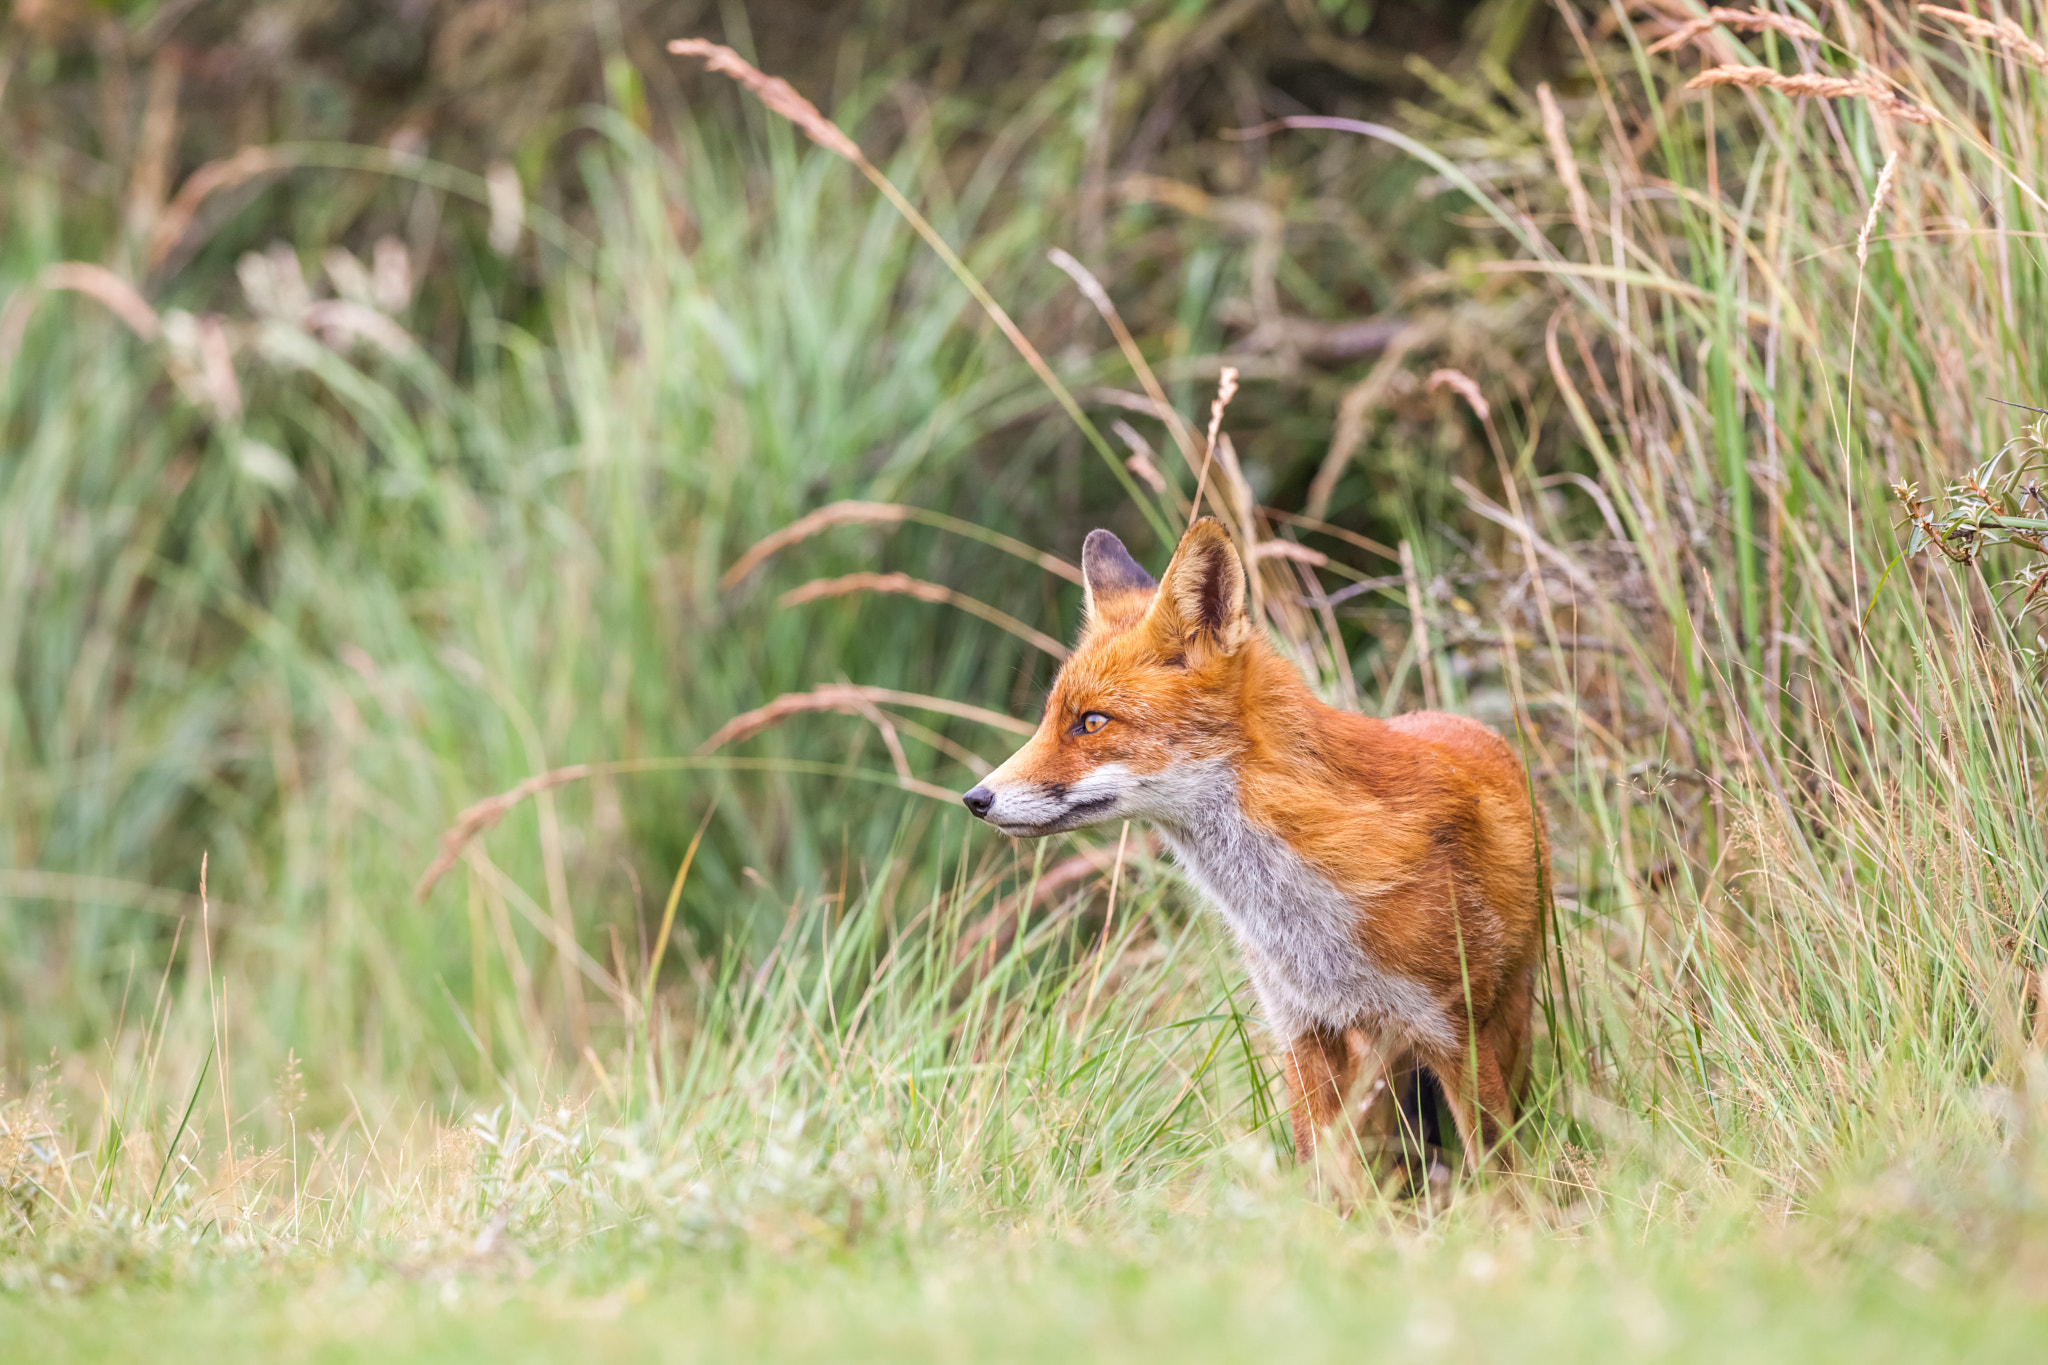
(1077, 712, 1111, 735)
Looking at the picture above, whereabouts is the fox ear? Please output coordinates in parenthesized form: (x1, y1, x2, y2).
(1147, 518, 1250, 663)
(1081, 529, 1157, 634)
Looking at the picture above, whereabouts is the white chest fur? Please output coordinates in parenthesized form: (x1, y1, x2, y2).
(1140, 763, 1450, 1048)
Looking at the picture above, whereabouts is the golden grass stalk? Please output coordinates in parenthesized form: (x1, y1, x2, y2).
(1427, 368, 1491, 423)
(146, 145, 291, 270)
(1918, 5, 2048, 68)
(1858, 149, 1904, 267)
(1646, 7, 1824, 55)
(39, 263, 161, 340)
(721, 500, 1081, 591)
(1304, 322, 1432, 523)
(1187, 366, 1240, 526)
(698, 685, 1033, 755)
(1112, 421, 1172, 497)
(666, 39, 863, 162)
(1687, 66, 1938, 123)
(1246, 541, 1329, 567)
(1537, 83, 1596, 255)
(415, 764, 594, 902)
(778, 572, 1070, 659)
(0, 262, 163, 383)
(1046, 247, 1205, 484)
(0, 869, 222, 919)
(415, 719, 1016, 901)
(696, 684, 1026, 802)
(669, 38, 1171, 542)
(644, 798, 719, 1008)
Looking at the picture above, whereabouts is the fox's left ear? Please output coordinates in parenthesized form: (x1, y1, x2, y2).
(1146, 517, 1251, 664)
(1081, 529, 1158, 635)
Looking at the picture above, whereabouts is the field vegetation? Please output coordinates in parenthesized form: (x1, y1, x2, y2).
(7, 0, 2048, 1357)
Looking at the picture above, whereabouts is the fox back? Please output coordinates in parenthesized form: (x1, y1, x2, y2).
(961, 518, 1549, 1170)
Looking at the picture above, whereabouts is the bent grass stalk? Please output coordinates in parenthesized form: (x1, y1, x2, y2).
(669, 38, 1175, 548)
(721, 500, 1083, 590)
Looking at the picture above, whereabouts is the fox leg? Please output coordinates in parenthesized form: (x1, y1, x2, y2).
(1346, 1032, 1428, 1180)
(1420, 1032, 1514, 1174)
(1281, 1025, 1357, 1165)
(1484, 964, 1536, 1108)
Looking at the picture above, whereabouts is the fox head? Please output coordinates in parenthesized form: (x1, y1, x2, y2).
(962, 517, 1256, 837)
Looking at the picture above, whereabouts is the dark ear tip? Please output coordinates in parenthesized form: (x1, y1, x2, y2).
(1082, 527, 1157, 593)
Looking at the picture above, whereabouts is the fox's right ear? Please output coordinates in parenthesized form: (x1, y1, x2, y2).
(1146, 517, 1251, 665)
(1081, 529, 1157, 635)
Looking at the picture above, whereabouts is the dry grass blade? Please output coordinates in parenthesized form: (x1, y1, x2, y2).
(670, 38, 1170, 540)
(1188, 366, 1240, 526)
(1646, 7, 1824, 55)
(1114, 421, 1173, 497)
(1047, 247, 1202, 475)
(1537, 83, 1596, 254)
(1428, 368, 1490, 423)
(1687, 66, 1938, 123)
(1247, 540, 1329, 566)
(779, 572, 1071, 659)
(697, 684, 1032, 756)
(418, 678, 1036, 902)
(1305, 323, 1433, 522)
(1858, 149, 1904, 267)
(721, 500, 1080, 591)
(0, 870, 222, 919)
(667, 39, 864, 162)
(1919, 5, 2048, 68)
(414, 764, 592, 902)
(40, 263, 161, 340)
(146, 146, 292, 270)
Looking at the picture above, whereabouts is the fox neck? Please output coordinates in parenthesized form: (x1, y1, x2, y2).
(1137, 646, 1435, 1043)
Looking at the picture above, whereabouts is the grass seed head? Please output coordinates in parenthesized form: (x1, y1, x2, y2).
(1646, 7, 1825, 56)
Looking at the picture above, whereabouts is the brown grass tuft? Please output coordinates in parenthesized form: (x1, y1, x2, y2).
(1687, 66, 1938, 123)
(1647, 7, 1824, 55)
(1919, 5, 2048, 68)
(666, 39, 865, 164)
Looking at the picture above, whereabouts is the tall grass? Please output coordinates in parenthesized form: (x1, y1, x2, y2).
(7, 1, 2048, 1346)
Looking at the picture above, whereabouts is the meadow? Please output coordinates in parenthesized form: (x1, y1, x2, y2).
(7, 1, 2048, 1358)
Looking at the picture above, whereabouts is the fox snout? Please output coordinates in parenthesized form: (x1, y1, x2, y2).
(960, 768, 1129, 838)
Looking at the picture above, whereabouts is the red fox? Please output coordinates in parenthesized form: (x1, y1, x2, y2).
(962, 518, 1549, 1175)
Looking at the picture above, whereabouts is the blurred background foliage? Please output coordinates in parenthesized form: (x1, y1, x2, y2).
(3, 0, 1585, 1083)
(10, 0, 2048, 1201)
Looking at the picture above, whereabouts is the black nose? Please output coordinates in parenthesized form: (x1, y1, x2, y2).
(962, 785, 994, 819)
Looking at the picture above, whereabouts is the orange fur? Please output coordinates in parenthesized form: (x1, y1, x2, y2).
(963, 520, 1550, 1176)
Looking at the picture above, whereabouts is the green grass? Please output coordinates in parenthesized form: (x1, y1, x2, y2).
(9, 1, 2048, 1357)
(9, 1215, 2048, 1364)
